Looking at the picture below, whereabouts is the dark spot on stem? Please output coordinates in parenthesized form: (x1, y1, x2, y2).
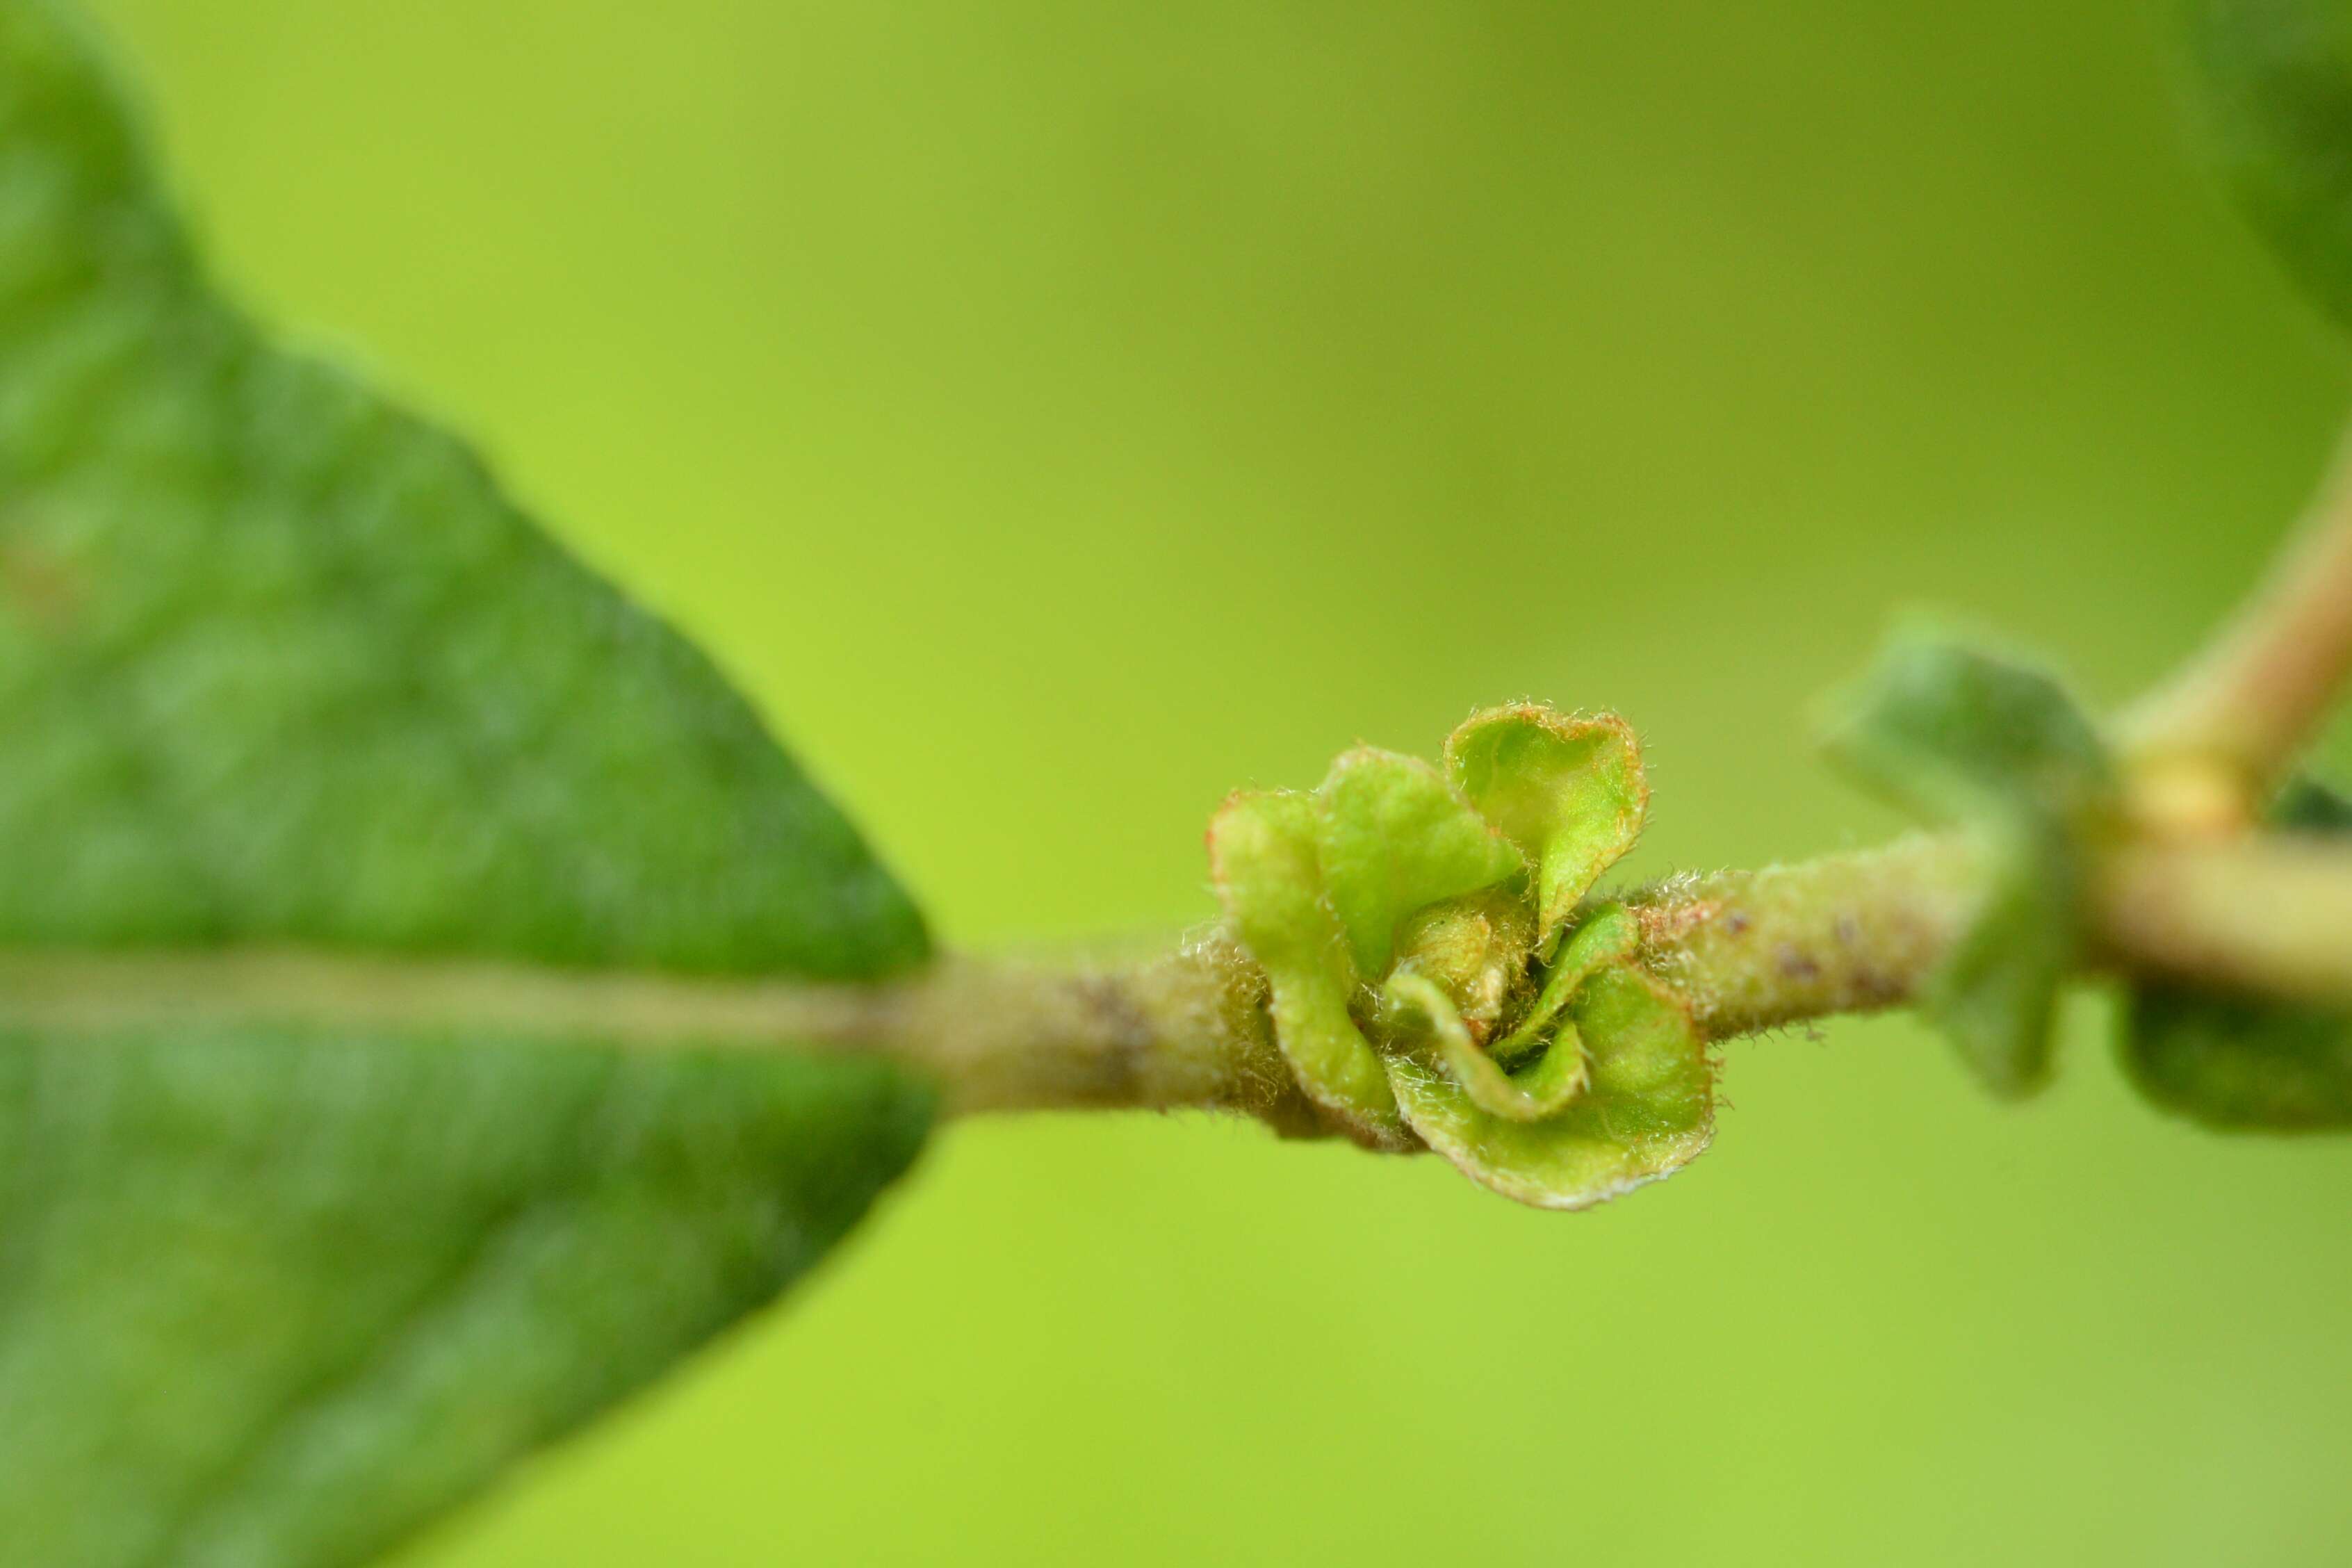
(1775, 945, 1820, 981)
(1847, 967, 1899, 1006)
(1076, 974, 1153, 1100)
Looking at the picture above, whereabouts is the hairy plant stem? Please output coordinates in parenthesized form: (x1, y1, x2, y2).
(1624, 833, 1988, 1035)
(6, 826, 2344, 1132)
(949, 827, 2352, 1121)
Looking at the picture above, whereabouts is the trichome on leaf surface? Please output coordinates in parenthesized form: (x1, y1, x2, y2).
(7, 0, 2352, 1565)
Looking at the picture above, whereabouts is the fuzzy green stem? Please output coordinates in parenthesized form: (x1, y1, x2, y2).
(1619, 833, 1991, 1036)
(3, 827, 2351, 1129)
(973, 828, 2352, 1111)
(0, 833, 2027, 1132)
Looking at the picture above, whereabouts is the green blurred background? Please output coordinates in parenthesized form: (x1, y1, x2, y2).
(73, 0, 2352, 1561)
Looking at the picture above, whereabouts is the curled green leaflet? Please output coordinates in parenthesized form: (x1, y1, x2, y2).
(1206, 708, 1714, 1208)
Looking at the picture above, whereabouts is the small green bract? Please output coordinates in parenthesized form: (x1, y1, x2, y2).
(1207, 706, 1715, 1209)
(1821, 632, 2117, 1097)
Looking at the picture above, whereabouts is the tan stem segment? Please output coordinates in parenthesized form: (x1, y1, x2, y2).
(2121, 425, 2352, 823)
(2, 828, 2350, 1126)
(0, 936, 1299, 1122)
(2088, 836, 2352, 1006)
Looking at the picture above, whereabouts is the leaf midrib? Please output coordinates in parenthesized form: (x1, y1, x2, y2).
(0, 946, 906, 1052)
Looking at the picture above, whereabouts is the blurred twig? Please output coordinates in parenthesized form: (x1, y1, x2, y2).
(2121, 423, 2352, 828)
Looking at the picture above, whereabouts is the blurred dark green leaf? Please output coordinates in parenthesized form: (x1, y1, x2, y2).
(0, 1027, 931, 1568)
(1822, 631, 2116, 1097)
(0, 1, 926, 976)
(0, 3, 935, 1562)
(2190, 0, 2352, 331)
(2121, 779, 2352, 1127)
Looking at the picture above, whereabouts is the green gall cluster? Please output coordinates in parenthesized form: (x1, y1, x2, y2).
(1208, 705, 1715, 1209)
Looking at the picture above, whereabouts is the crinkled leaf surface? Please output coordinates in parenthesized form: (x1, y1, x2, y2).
(2121, 780, 2352, 1127)
(0, 3, 924, 974)
(1388, 963, 1712, 1211)
(0, 6, 934, 1564)
(2189, 0, 2352, 332)
(1207, 789, 1403, 1140)
(1822, 632, 2115, 1097)
(1212, 705, 1715, 1207)
(1444, 707, 1645, 946)
(1315, 748, 1522, 979)
(0, 1027, 930, 1568)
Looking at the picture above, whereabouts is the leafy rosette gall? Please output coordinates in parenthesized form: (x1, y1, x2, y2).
(1207, 706, 1715, 1209)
